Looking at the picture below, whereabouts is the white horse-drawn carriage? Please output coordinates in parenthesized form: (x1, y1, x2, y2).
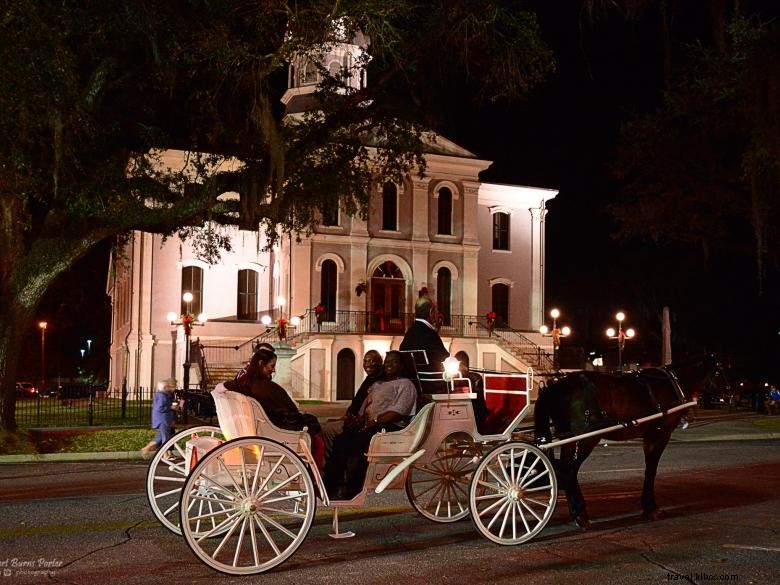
(145, 352, 559, 575)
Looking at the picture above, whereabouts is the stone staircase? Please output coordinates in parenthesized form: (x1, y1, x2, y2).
(204, 363, 244, 389)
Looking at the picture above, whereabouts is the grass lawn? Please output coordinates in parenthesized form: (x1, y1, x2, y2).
(752, 417, 780, 432)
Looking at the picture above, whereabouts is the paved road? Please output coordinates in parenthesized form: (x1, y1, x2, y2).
(1, 434, 778, 584)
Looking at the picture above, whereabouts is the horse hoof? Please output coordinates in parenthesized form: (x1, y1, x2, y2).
(641, 511, 659, 522)
(574, 515, 591, 530)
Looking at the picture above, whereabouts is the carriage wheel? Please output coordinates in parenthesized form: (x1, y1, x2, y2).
(405, 432, 479, 523)
(145, 425, 225, 535)
(180, 437, 316, 575)
(469, 442, 557, 545)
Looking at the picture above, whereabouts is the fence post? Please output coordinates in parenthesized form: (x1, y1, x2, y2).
(88, 393, 94, 426)
(36, 394, 41, 426)
(121, 378, 127, 419)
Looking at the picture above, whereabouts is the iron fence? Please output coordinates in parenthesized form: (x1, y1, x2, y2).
(15, 385, 154, 428)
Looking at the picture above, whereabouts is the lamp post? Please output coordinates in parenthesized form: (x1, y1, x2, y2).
(38, 321, 47, 393)
(539, 308, 571, 372)
(606, 311, 635, 372)
(167, 292, 207, 391)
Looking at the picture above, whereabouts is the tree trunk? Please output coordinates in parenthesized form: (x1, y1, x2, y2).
(0, 304, 34, 431)
(0, 226, 103, 431)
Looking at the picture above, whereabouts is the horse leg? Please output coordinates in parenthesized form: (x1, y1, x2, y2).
(557, 439, 598, 529)
(640, 423, 675, 520)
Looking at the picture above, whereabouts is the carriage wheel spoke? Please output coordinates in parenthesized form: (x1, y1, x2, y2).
(261, 491, 309, 506)
(517, 501, 531, 534)
(496, 454, 512, 485)
(232, 517, 248, 567)
(240, 447, 250, 496)
(478, 491, 507, 517)
(486, 500, 510, 530)
(196, 510, 242, 543)
(153, 475, 186, 483)
(248, 510, 260, 567)
(154, 487, 181, 500)
(188, 493, 238, 506)
(212, 513, 244, 560)
(250, 445, 266, 495)
(218, 456, 247, 499)
(485, 464, 508, 488)
(257, 471, 302, 501)
(520, 499, 544, 522)
(254, 516, 281, 556)
(162, 500, 180, 516)
(255, 454, 287, 495)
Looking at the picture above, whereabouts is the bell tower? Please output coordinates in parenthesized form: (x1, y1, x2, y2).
(281, 28, 369, 117)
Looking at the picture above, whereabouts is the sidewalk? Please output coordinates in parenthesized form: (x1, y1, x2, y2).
(1, 407, 776, 464)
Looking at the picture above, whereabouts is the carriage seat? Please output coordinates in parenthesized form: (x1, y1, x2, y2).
(366, 402, 435, 460)
(211, 387, 311, 456)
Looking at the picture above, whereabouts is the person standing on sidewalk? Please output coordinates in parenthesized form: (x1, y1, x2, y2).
(141, 378, 179, 460)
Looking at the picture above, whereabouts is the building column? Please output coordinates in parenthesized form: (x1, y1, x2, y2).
(139, 334, 156, 390)
(462, 183, 480, 246)
(350, 236, 369, 312)
(529, 204, 547, 329)
(411, 179, 429, 242)
(273, 342, 297, 397)
(462, 247, 479, 316)
(291, 238, 312, 317)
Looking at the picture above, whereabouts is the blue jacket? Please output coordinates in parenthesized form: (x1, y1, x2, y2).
(151, 391, 176, 428)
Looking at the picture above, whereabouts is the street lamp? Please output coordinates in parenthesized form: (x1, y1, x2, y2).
(38, 321, 47, 394)
(168, 292, 207, 391)
(539, 308, 571, 372)
(86, 339, 92, 354)
(606, 311, 635, 372)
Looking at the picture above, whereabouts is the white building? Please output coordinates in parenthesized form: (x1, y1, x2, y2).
(107, 33, 558, 399)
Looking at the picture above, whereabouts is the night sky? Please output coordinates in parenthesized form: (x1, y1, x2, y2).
(21, 2, 779, 386)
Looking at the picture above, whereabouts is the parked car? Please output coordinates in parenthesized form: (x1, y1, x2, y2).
(15, 382, 37, 398)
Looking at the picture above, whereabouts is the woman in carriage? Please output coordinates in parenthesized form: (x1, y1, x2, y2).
(217, 343, 325, 469)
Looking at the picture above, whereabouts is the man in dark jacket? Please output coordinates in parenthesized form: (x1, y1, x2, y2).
(321, 350, 385, 458)
(400, 295, 449, 373)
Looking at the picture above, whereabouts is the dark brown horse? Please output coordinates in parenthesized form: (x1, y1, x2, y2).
(533, 354, 725, 528)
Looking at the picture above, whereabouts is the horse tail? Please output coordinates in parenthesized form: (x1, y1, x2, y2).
(534, 386, 553, 443)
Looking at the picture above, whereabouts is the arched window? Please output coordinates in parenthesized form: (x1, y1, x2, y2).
(382, 182, 398, 231)
(321, 201, 339, 226)
(181, 266, 204, 316)
(336, 349, 356, 400)
(300, 62, 318, 85)
(371, 261, 403, 279)
(320, 260, 337, 321)
(491, 283, 509, 327)
(237, 269, 258, 320)
(492, 212, 510, 250)
(436, 267, 452, 326)
(437, 187, 453, 235)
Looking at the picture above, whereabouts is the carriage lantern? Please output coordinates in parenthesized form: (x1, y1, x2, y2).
(606, 311, 635, 372)
(167, 292, 207, 391)
(540, 308, 571, 373)
(442, 356, 461, 393)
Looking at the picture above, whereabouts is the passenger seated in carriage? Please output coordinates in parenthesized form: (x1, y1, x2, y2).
(218, 343, 325, 469)
(324, 350, 417, 500)
(454, 351, 488, 429)
(321, 350, 385, 459)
